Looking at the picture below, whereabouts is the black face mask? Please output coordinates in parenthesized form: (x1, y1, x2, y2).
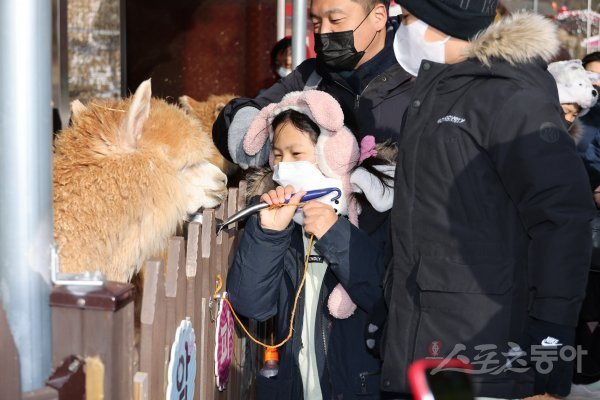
(314, 8, 378, 71)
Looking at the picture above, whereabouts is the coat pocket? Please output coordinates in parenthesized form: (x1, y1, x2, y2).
(416, 255, 513, 295)
(412, 256, 516, 373)
(352, 370, 381, 397)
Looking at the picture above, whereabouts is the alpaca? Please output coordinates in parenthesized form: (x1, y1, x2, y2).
(179, 94, 238, 176)
(53, 79, 228, 282)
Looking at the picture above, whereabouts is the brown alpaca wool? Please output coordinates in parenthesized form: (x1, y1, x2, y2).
(179, 93, 238, 176)
(53, 80, 228, 282)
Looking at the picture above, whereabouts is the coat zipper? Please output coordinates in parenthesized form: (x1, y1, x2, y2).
(331, 75, 381, 111)
(319, 277, 334, 396)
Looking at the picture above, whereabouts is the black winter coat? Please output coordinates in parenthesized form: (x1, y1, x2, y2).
(382, 14, 595, 399)
(227, 215, 385, 400)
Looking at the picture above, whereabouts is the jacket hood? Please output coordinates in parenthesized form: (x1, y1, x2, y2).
(466, 12, 559, 66)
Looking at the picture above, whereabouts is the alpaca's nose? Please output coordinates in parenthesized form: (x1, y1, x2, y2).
(593, 89, 598, 97)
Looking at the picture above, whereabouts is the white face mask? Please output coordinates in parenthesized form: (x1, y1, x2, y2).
(272, 161, 347, 225)
(277, 66, 292, 78)
(393, 19, 449, 77)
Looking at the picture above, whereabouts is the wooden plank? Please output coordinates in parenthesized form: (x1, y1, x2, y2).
(51, 307, 83, 367)
(223, 188, 238, 400)
(139, 259, 167, 400)
(197, 209, 214, 400)
(198, 209, 212, 400)
(133, 372, 149, 400)
(21, 387, 59, 400)
(113, 301, 134, 400)
(85, 356, 105, 400)
(185, 221, 202, 400)
(234, 182, 248, 400)
(223, 188, 239, 282)
(0, 302, 20, 400)
(165, 237, 186, 360)
(210, 206, 223, 399)
(82, 310, 113, 398)
(202, 208, 217, 400)
(176, 238, 187, 325)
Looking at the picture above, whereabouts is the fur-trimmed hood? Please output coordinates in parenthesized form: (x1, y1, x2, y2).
(465, 12, 559, 66)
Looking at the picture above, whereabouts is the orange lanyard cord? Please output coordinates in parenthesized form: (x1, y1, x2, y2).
(213, 202, 313, 350)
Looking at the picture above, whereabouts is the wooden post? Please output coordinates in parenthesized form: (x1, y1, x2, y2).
(0, 301, 21, 399)
(199, 209, 214, 400)
(133, 372, 148, 400)
(49, 282, 134, 400)
(185, 222, 203, 400)
(139, 259, 167, 400)
(165, 237, 187, 367)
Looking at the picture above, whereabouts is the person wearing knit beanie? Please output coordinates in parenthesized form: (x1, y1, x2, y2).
(381, 1, 595, 399)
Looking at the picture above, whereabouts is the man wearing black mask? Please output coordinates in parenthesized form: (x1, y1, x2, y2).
(212, 0, 412, 236)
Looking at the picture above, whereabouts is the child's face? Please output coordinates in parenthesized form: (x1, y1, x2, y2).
(561, 103, 581, 123)
(272, 122, 317, 165)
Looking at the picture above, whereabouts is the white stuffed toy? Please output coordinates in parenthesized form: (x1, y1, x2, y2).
(548, 59, 598, 112)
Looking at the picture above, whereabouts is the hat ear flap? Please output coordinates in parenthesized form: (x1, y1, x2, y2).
(303, 90, 344, 132)
(244, 103, 277, 156)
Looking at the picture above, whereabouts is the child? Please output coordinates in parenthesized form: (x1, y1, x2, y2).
(548, 59, 598, 138)
(226, 90, 394, 400)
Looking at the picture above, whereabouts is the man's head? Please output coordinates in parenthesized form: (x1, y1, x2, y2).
(397, 0, 498, 41)
(310, 0, 388, 69)
(394, 0, 497, 68)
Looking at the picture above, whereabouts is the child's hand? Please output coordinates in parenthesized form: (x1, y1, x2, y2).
(303, 201, 338, 239)
(259, 186, 305, 231)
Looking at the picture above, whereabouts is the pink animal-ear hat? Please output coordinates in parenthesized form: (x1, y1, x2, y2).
(244, 90, 360, 320)
(244, 90, 360, 225)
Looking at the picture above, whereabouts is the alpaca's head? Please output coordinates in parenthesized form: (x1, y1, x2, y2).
(59, 79, 228, 212)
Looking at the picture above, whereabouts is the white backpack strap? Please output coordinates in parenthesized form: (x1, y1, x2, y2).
(303, 70, 322, 91)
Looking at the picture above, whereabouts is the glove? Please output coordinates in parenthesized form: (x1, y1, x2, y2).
(350, 165, 395, 212)
(528, 317, 576, 397)
(227, 106, 269, 169)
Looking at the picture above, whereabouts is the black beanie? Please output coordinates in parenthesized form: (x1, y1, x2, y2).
(397, 0, 498, 40)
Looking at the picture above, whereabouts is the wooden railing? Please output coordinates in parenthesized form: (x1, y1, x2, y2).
(1, 182, 272, 399)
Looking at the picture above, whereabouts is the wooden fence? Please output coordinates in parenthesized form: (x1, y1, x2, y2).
(134, 182, 257, 400)
(1, 182, 272, 399)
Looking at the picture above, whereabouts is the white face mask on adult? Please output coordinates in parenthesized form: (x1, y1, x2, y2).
(272, 161, 347, 225)
(277, 66, 292, 78)
(393, 18, 449, 77)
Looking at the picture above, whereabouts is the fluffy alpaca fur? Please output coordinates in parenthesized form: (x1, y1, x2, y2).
(54, 80, 228, 282)
(179, 94, 238, 176)
(466, 12, 560, 66)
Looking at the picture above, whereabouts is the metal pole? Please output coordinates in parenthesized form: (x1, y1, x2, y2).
(277, 0, 286, 41)
(588, 0, 593, 53)
(533, 0, 538, 14)
(292, 0, 307, 68)
(0, 0, 53, 392)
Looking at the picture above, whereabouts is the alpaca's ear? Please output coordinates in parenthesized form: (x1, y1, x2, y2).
(121, 79, 151, 149)
(214, 101, 226, 118)
(70, 100, 86, 123)
(179, 95, 201, 114)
